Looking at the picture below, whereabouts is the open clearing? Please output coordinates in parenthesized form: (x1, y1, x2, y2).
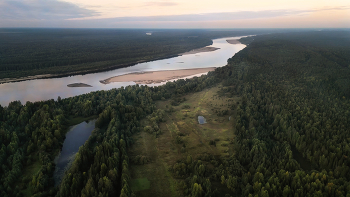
(129, 85, 240, 196)
(157, 86, 239, 158)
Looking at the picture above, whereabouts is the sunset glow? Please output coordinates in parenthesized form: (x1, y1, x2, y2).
(0, 0, 349, 28)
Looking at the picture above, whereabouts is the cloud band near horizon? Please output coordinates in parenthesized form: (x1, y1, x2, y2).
(0, 0, 349, 28)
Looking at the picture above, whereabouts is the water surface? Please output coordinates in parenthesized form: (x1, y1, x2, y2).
(54, 120, 96, 184)
(0, 37, 246, 106)
(198, 116, 207, 124)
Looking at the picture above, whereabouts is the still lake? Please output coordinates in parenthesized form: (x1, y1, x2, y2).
(0, 36, 246, 106)
(54, 120, 96, 184)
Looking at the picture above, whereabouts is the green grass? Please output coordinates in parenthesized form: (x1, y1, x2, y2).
(128, 86, 238, 196)
(20, 160, 42, 197)
(67, 115, 98, 126)
(130, 178, 151, 191)
(23, 161, 41, 177)
(157, 86, 237, 157)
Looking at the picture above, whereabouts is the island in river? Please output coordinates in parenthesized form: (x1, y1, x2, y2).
(100, 67, 216, 84)
(179, 47, 220, 55)
(226, 39, 241, 44)
(67, 83, 93, 87)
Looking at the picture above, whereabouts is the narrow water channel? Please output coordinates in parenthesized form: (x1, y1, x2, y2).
(54, 120, 96, 185)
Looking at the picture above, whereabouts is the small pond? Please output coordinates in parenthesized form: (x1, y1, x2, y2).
(54, 119, 96, 185)
(198, 116, 207, 124)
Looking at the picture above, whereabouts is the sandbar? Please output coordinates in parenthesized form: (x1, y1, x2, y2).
(67, 83, 92, 87)
(180, 47, 220, 55)
(226, 39, 241, 44)
(100, 67, 216, 85)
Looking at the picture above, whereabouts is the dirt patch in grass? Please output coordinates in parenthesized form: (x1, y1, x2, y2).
(130, 178, 151, 191)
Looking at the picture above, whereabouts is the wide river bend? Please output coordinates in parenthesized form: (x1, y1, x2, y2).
(0, 36, 246, 106)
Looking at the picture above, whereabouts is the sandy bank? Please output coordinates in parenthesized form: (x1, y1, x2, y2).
(226, 39, 241, 44)
(100, 67, 216, 85)
(67, 83, 92, 87)
(0, 74, 53, 84)
(180, 47, 220, 55)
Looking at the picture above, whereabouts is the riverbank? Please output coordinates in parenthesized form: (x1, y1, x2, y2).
(179, 47, 220, 55)
(0, 47, 218, 85)
(226, 39, 241, 44)
(0, 36, 247, 107)
(0, 38, 243, 85)
(100, 67, 216, 85)
(0, 57, 173, 84)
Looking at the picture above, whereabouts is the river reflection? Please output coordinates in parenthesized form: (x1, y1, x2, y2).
(0, 36, 247, 106)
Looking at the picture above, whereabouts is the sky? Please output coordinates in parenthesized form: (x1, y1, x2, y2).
(0, 0, 350, 28)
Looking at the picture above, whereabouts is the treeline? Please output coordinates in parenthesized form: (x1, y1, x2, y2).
(0, 99, 68, 196)
(0, 59, 221, 196)
(55, 71, 221, 197)
(0, 28, 314, 80)
(1, 30, 350, 196)
(169, 30, 350, 196)
(0, 29, 210, 79)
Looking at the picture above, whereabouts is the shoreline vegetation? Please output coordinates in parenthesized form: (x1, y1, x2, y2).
(67, 83, 92, 87)
(0, 48, 219, 84)
(0, 29, 261, 84)
(100, 67, 216, 84)
(0, 45, 223, 85)
(0, 56, 173, 84)
(0, 46, 220, 85)
(226, 39, 241, 44)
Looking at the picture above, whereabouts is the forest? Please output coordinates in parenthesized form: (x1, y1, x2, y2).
(0, 28, 285, 81)
(0, 30, 350, 196)
(0, 28, 316, 81)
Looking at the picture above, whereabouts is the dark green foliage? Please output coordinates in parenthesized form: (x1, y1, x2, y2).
(0, 55, 219, 196)
(214, 31, 350, 196)
(1, 30, 350, 196)
(168, 31, 350, 196)
(0, 28, 311, 80)
(0, 29, 213, 79)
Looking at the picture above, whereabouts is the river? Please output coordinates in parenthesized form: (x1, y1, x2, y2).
(0, 36, 246, 106)
(54, 120, 96, 185)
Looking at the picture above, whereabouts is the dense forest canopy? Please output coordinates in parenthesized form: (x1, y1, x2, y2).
(0, 30, 350, 196)
(0, 28, 316, 81)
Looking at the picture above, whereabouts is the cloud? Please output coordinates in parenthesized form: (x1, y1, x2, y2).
(1, 5, 349, 28)
(144, 1, 178, 7)
(0, 0, 99, 20)
(101, 6, 350, 22)
(316, 6, 350, 11)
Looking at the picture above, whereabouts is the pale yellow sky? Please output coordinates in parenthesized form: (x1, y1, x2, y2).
(64, 0, 350, 18)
